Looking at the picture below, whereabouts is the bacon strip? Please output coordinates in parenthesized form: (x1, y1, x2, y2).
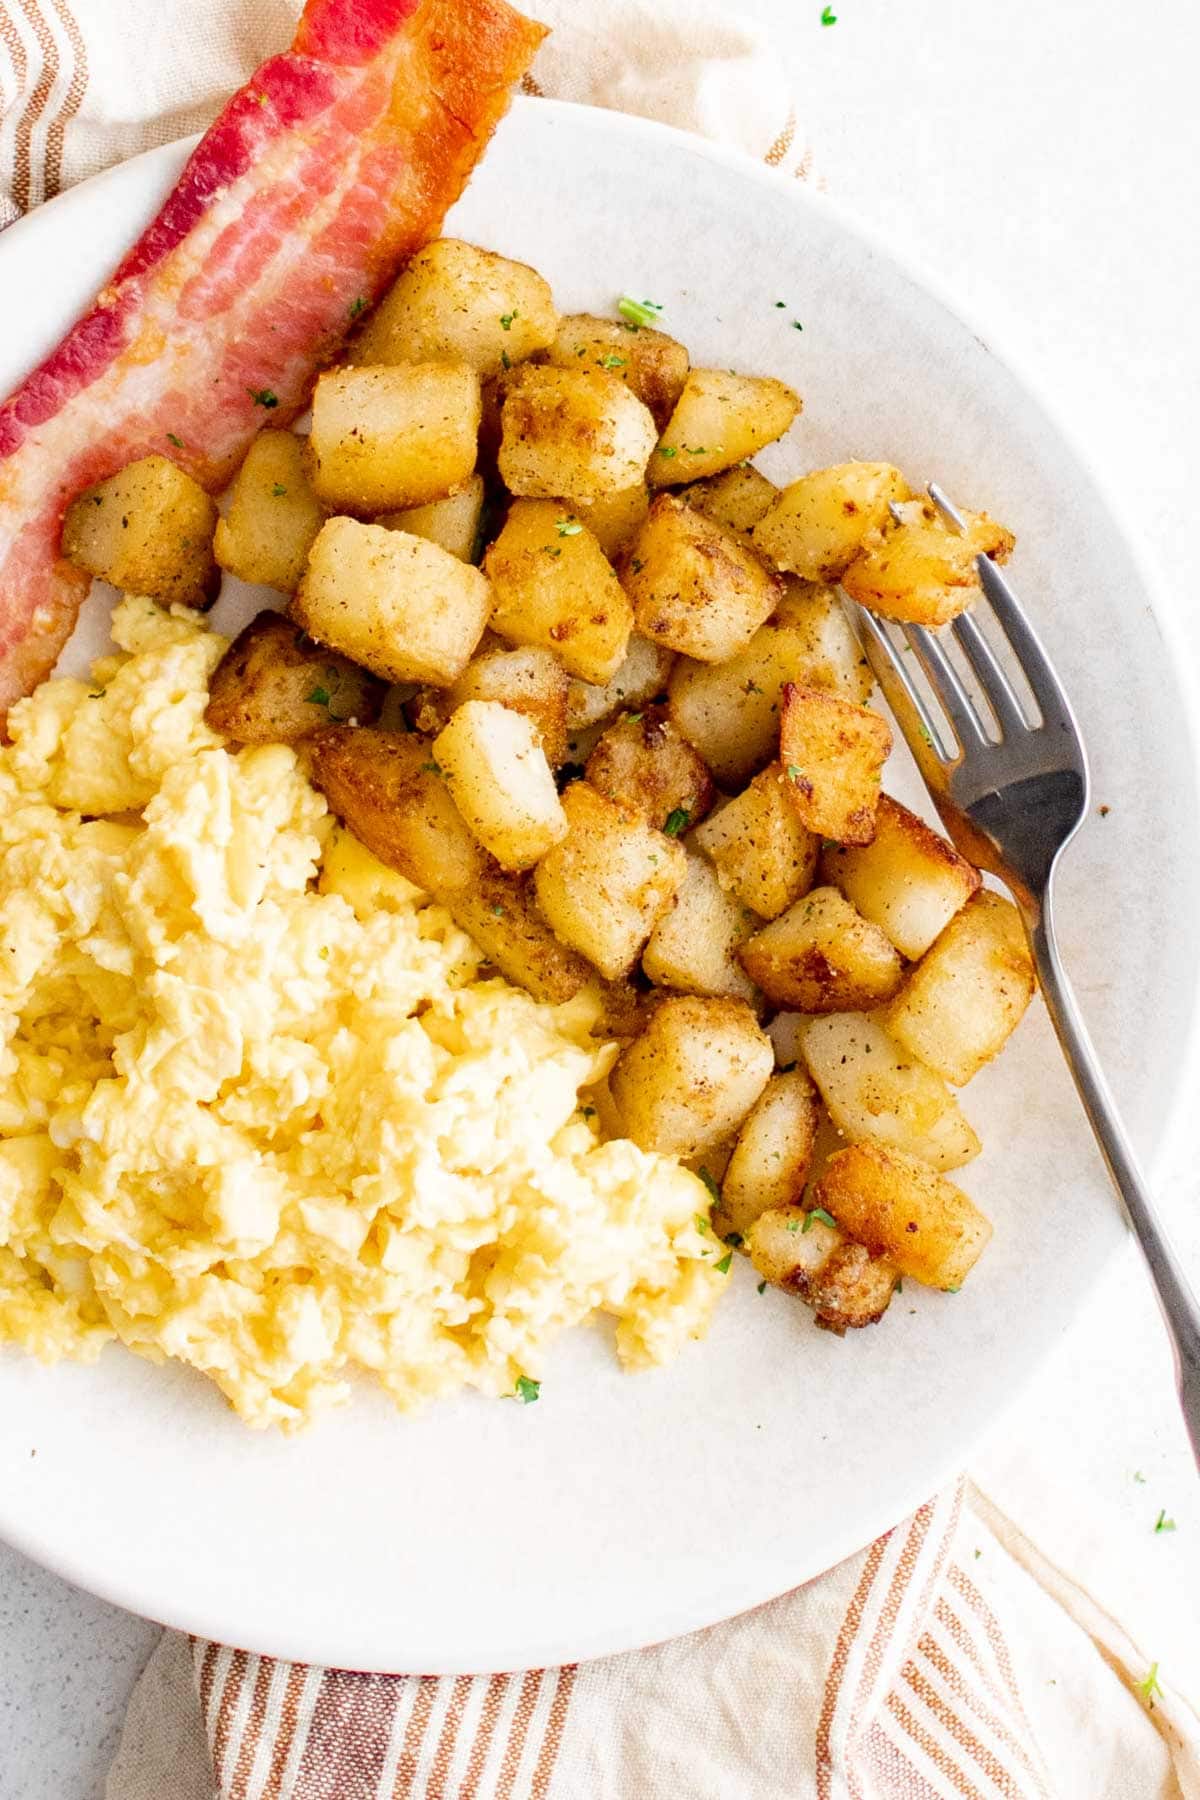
(0, 0, 545, 713)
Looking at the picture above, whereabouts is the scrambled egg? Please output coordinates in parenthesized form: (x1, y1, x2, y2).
(0, 597, 723, 1428)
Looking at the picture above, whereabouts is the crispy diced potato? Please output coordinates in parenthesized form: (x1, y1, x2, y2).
(738, 886, 904, 1013)
(642, 850, 760, 1002)
(751, 462, 908, 580)
(683, 465, 779, 537)
(377, 474, 485, 562)
(649, 369, 800, 487)
(692, 765, 818, 920)
(821, 795, 980, 959)
(592, 977, 654, 1044)
(745, 1205, 898, 1331)
(779, 682, 892, 845)
(308, 726, 483, 893)
(411, 639, 569, 765)
(213, 432, 326, 592)
(568, 483, 651, 561)
(499, 366, 658, 502)
(609, 995, 773, 1158)
(294, 518, 490, 686)
(537, 314, 689, 429)
(720, 1069, 820, 1235)
(62, 453, 217, 606)
(801, 1012, 980, 1171)
(841, 498, 1016, 626)
(533, 781, 685, 978)
(584, 705, 715, 831)
(483, 499, 632, 683)
(352, 239, 557, 377)
(205, 611, 383, 743)
(433, 701, 566, 871)
(308, 364, 480, 513)
(624, 494, 782, 662)
(566, 635, 674, 732)
(773, 580, 873, 704)
(442, 867, 593, 1004)
(812, 1142, 992, 1290)
(884, 890, 1035, 1084)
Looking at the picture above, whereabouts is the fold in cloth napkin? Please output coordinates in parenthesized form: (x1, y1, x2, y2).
(1, 3, 1197, 1796)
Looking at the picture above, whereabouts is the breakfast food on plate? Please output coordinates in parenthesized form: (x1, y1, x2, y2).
(0, 12, 1033, 1424)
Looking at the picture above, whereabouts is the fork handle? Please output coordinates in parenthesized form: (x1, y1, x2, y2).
(1029, 905, 1200, 1469)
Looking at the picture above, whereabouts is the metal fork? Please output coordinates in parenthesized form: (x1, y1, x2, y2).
(849, 484, 1200, 1467)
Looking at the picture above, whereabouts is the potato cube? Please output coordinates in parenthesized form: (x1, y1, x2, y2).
(609, 995, 774, 1158)
(433, 701, 566, 871)
(692, 764, 818, 920)
(442, 867, 593, 1004)
(624, 494, 782, 662)
(773, 580, 873, 704)
(566, 635, 674, 732)
(205, 610, 383, 743)
(745, 1205, 898, 1331)
(412, 639, 569, 765)
(62, 453, 217, 606)
(642, 850, 760, 1002)
(821, 794, 980, 959)
(738, 886, 904, 1013)
(294, 518, 491, 686)
(584, 705, 715, 831)
(779, 682, 892, 845)
(841, 498, 1016, 627)
(308, 363, 480, 513)
(352, 239, 557, 377)
(751, 462, 908, 580)
(720, 1069, 820, 1235)
(483, 498, 632, 683)
(649, 369, 800, 487)
(213, 432, 326, 592)
(683, 464, 779, 537)
(377, 474, 485, 562)
(499, 365, 658, 502)
(884, 890, 1035, 1084)
(308, 726, 483, 893)
(801, 1012, 980, 1171)
(568, 483, 651, 561)
(812, 1141, 992, 1290)
(533, 781, 685, 979)
(538, 314, 689, 428)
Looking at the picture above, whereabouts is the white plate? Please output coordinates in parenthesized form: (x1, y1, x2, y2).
(1, 100, 1198, 1675)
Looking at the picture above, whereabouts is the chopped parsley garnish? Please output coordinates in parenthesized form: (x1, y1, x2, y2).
(1133, 1470, 1147, 1484)
(894, 1277, 903, 1294)
(490, 903, 506, 917)
(541, 544, 563, 558)
(513, 1375, 540, 1404)
(500, 349, 511, 370)
(617, 296, 664, 330)
(945, 1284, 962, 1293)
(685, 446, 708, 455)
(271, 483, 288, 496)
(499, 310, 518, 330)
(1136, 1662, 1162, 1709)
(349, 295, 366, 319)
(786, 764, 802, 781)
(306, 686, 331, 707)
(556, 518, 583, 537)
(697, 1168, 722, 1206)
(804, 1207, 838, 1233)
(166, 432, 183, 448)
(630, 557, 645, 573)
(248, 387, 279, 408)
(786, 1215, 803, 1233)
(775, 300, 786, 309)
(723, 1231, 743, 1248)
(757, 1279, 768, 1295)
(600, 353, 626, 369)
(663, 807, 690, 836)
(420, 760, 443, 776)
(658, 446, 678, 459)
(820, 4, 837, 23)
(793, 321, 804, 331)
(744, 680, 763, 695)
(626, 711, 643, 723)
(1154, 1509, 1177, 1534)
(695, 1214, 711, 1235)
(715, 1251, 733, 1274)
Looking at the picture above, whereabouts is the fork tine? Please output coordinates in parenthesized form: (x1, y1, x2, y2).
(904, 624, 991, 747)
(851, 605, 953, 765)
(950, 610, 1032, 734)
(975, 555, 1076, 723)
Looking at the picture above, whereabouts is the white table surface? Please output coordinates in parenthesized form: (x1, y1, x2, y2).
(3, 2, 1199, 1793)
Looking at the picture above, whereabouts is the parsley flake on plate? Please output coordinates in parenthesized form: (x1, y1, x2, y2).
(804, 1207, 838, 1233)
(697, 1168, 721, 1206)
(248, 387, 279, 408)
(617, 296, 664, 330)
(663, 808, 690, 837)
(715, 1252, 734, 1275)
(513, 1375, 540, 1404)
(1154, 1509, 1177, 1534)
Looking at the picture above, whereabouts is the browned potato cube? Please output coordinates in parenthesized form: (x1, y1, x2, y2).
(499, 366, 658, 502)
(683, 464, 779, 537)
(649, 369, 800, 487)
(884, 890, 1035, 1084)
(213, 432, 326, 592)
(568, 482, 651, 561)
(642, 851, 760, 1003)
(205, 611, 383, 743)
(566, 635, 674, 732)
(412, 638, 569, 765)
(841, 498, 1016, 627)
(779, 682, 892, 845)
(442, 867, 593, 1004)
(624, 494, 782, 662)
(738, 886, 904, 1013)
(800, 1011, 980, 1171)
(609, 995, 774, 1158)
(434, 700, 567, 871)
(720, 1069, 820, 1235)
(308, 363, 480, 513)
(821, 795, 980, 959)
(751, 462, 908, 580)
(812, 1141, 992, 1290)
(533, 781, 686, 978)
(483, 500, 632, 684)
(377, 474, 485, 562)
(537, 314, 689, 428)
(62, 453, 217, 606)
(352, 239, 557, 377)
(773, 580, 873, 704)
(309, 726, 483, 893)
(584, 705, 715, 832)
(746, 1205, 898, 1331)
(692, 765, 818, 920)
(294, 518, 491, 686)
